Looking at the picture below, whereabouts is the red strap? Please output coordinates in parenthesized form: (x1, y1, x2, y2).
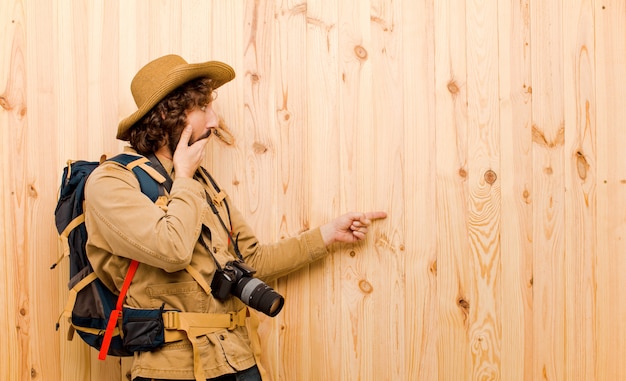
(98, 309, 121, 360)
(116, 260, 139, 310)
(98, 260, 140, 360)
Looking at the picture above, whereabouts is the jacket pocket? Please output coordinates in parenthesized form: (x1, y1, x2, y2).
(145, 281, 208, 312)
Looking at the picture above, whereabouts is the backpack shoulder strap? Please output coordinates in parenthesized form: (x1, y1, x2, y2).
(108, 153, 167, 202)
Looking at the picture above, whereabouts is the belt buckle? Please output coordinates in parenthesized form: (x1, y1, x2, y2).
(162, 311, 179, 330)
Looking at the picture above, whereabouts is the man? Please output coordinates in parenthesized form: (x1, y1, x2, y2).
(84, 54, 386, 381)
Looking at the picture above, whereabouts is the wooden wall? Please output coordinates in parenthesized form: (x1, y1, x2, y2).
(1, 0, 624, 380)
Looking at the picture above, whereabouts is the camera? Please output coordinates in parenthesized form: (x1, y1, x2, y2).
(211, 260, 285, 317)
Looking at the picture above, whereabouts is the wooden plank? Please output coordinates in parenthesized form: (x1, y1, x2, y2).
(270, 1, 312, 380)
(56, 0, 87, 160)
(336, 0, 375, 378)
(1, 2, 34, 381)
(117, 0, 139, 132)
(241, 0, 280, 378)
(595, 0, 626, 379)
(530, 0, 566, 379)
(563, 1, 597, 380)
(181, 0, 212, 63)
(401, 0, 438, 379)
(92, 0, 121, 156)
(368, 0, 405, 379)
(433, 0, 471, 379)
(146, 0, 183, 58)
(204, 0, 244, 191)
(465, 0, 502, 379)
(497, 0, 533, 380)
(304, 0, 343, 379)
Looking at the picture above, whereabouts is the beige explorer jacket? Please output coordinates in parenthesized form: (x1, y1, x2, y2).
(84, 148, 328, 380)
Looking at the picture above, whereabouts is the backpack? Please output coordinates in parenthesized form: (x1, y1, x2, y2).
(52, 153, 167, 359)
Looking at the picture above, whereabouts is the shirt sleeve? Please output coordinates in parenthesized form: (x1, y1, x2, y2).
(224, 195, 329, 282)
(84, 161, 208, 272)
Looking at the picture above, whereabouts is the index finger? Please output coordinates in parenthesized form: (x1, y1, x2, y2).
(177, 124, 193, 148)
(364, 211, 387, 221)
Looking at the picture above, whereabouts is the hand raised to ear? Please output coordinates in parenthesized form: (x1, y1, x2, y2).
(173, 125, 208, 178)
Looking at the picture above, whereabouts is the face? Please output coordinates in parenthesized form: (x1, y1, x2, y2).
(186, 102, 218, 144)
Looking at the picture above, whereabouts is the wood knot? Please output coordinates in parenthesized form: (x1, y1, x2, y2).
(447, 80, 460, 95)
(28, 184, 38, 198)
(354, 45, 368, 60)
(250, 73, 260, 82)
(430, 260, 437, 276)
(349, 250, 356, 257)
(458, 168, 467, 178)
(458, 298, 470, 311)
(484, 170, 497, 185)
(252, 142, 268, 154)
(278, 109, 291, 121)
(576, 151, 589, 180)
(0, 96, 11, 110)
(358, 279, 373, 294)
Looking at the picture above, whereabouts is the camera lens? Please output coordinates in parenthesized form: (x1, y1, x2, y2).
(234, 277, 284, 317)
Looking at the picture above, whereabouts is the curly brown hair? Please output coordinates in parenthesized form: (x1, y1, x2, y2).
(128, 77, 215, 155)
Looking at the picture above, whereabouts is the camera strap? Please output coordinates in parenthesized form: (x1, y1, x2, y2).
(204, 190, 244, 261)
(197, 167, 245, 262)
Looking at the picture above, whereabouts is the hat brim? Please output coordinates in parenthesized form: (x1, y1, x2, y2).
(117, 60, 235, 140)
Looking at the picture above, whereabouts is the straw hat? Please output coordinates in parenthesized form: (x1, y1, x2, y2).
(117, 54, 235, 140)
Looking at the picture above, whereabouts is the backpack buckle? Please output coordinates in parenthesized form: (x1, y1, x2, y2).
(228, 308, 247, 330)
(162, 311, 180, 330)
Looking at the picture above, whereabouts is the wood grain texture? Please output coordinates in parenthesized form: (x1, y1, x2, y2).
(2, 3, 31, 381)
(336, 0, 378, 379)
(368, 0, 406, 379)
(434, 0, 472, 380)
(466, 0, 502, 378)
(531, 0, 567, 379)
(498, 0, 533, 380)
(241, 0, 282, 378)
(563, 1, 597, 380)
(271, 1, 313, 380)
(2, 0, 626, 380)
(305, 0, 343, 379)
(401, 0, 438, 379)
(595, 1, 626, 380)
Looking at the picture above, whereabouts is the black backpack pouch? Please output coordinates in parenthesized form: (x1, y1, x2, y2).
(122, 305, 166, 352)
